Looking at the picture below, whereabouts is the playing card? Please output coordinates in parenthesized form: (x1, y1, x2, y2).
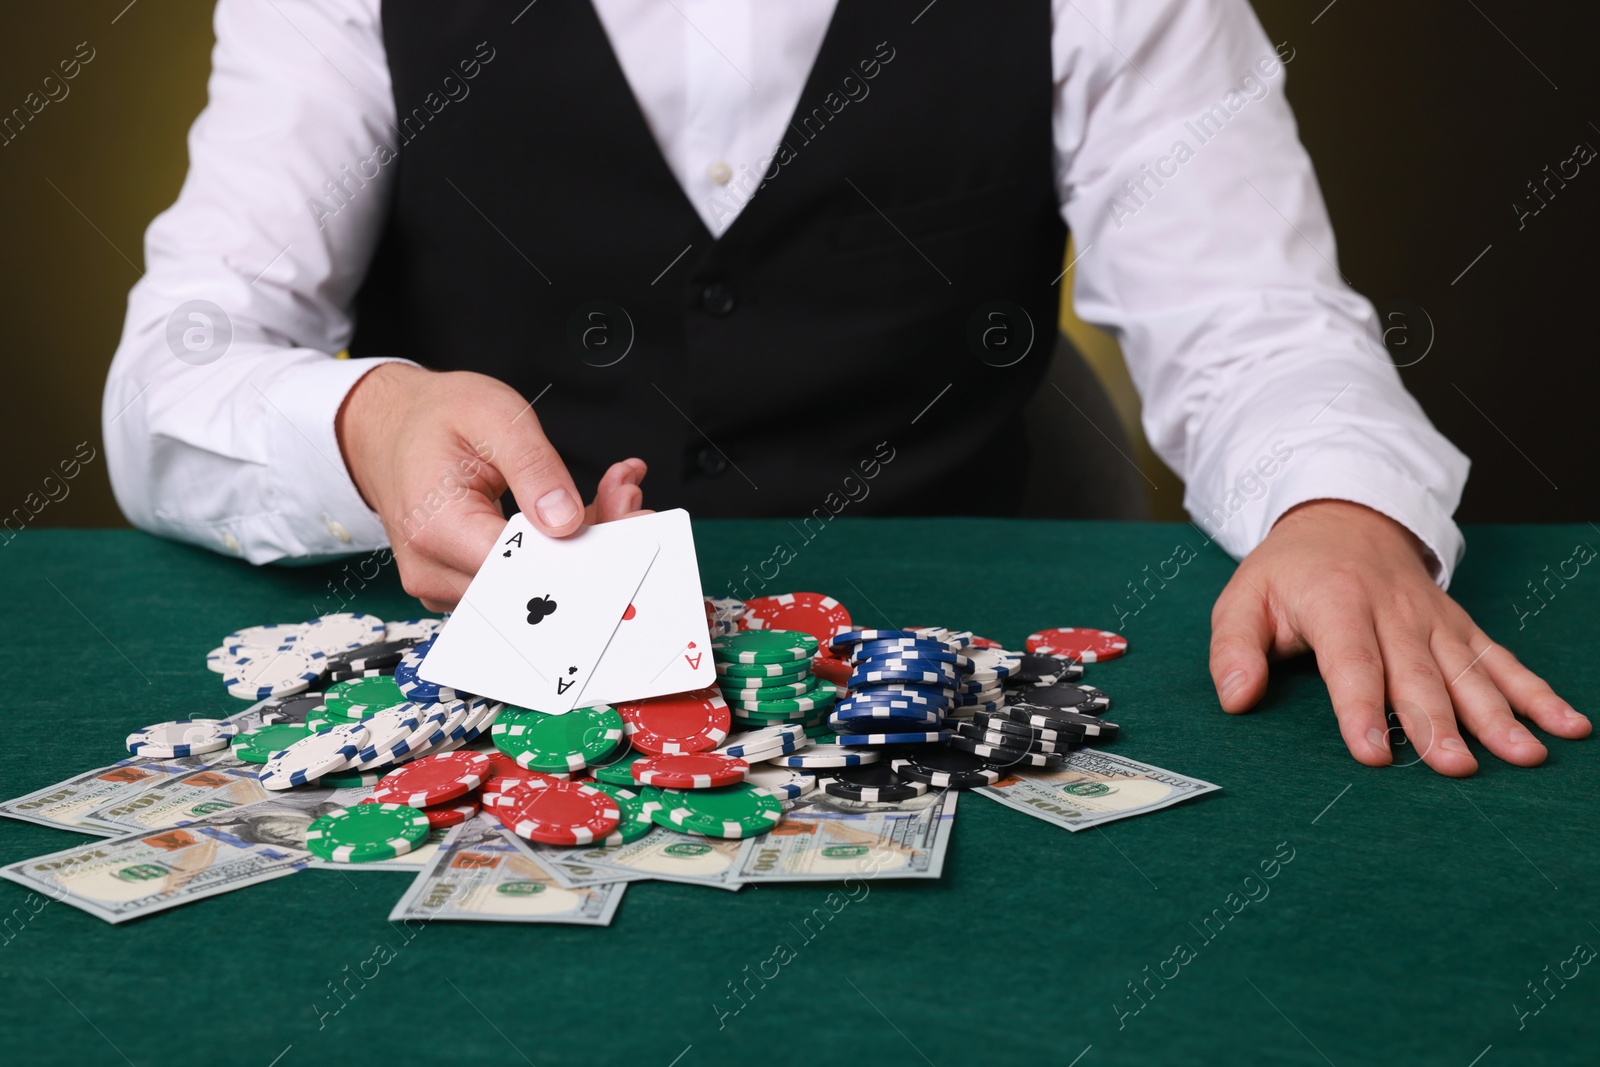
(576, 509, 715, 706)
(418, 515, 658, 713)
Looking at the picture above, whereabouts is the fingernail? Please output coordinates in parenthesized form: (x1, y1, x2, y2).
(1507, 724, 1538, 745)
(1441, 738, 1472, 755)
(1220, 670, 1246, 700)
(1366, 727, 1388, 752)
(534, 488, 578, 527)
(1561, 704, 1587, 721)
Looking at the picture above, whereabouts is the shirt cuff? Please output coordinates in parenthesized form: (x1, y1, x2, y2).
(259, 355, 411, 561)
(1202, 447, 1468, 589)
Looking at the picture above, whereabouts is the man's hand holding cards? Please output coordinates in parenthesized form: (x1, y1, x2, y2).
(418, 510, 715, 712)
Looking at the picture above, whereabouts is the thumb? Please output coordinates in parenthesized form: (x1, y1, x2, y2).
(481, 397, 584, 537)
(1209, 579, 1274, 713)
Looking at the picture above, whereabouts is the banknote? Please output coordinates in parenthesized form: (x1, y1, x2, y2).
(973, 748, 1220, 830)
(80, 762, 269, 833)
(388, 815, 626, 925)
(493, 834, 657, 889)
(731, 788, 957, 882)
(0, 755, 240, 836)
(551, 826, 746, 891)
(0, 790, 362, 924)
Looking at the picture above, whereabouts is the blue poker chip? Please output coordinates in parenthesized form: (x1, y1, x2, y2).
(830, 715, 944, 735)
(827, 629, 923, 653)
(830, 701, 944, 724)
(771, 748, 881, 769)
(718, 724, 808, 758)
(855, 652, 972, 674)
(850, 666, 957, 687)
(846, 685, 954, 711)
(831, 730, 952, 747)
(393, 636, 460, 702)
(852, 637, 959, 660)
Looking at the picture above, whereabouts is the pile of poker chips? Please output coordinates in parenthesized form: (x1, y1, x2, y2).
(712, 630, 843, 733)
(207, 612, 445, 701)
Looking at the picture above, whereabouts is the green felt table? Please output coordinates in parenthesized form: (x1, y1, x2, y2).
(1, 521, 1595, 1067)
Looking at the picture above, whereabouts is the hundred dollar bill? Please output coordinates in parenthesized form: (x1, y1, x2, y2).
(0, 790, 360, 924)
(551, 826, 745, 891)
(0, 755, 238, 836)
(731, 788, 957, 882)
(80, 762, 270, 833)
(973, 748, 1220, 830)
(491, 833, 656, 889)
(388, 815, 625, 925)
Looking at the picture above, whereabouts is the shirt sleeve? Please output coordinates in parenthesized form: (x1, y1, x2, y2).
(102, 0, 408, 565)
(1051, 0, 1471, 585)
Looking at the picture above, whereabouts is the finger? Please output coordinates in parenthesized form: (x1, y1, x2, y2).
(1477, 641, 1592, 740)
(477, 391, 584, 537)
(587, 460, 647, 524)
(1208, 578, 1276, 713)
(394, 550, 476, 611)
(398, 490, 508, 579)
(1433, 635, 1547, 767)
(1376, 623, 1477, 777)
(1295, 608, 1393, 767)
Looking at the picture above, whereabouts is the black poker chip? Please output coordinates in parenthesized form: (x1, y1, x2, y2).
(947, 735, 1065, 769)
(953, 722, 1070, 754)
(891, 747, 1002, 789)
(322, 638, 421, 675)
(1017, 683, 1110, 712)
(823, 763, 929, 803)
(969, 710, 1076, 744)
(258, 692, 325, 726)
(1005, 652, 1084, 686)
(328, 666, 392, 681)
(1003, 705, 1119, 741)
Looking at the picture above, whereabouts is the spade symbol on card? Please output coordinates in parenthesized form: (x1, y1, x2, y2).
(557, 666, 578, 695)
(526, 596, 557, 625)
(684, 640, 702, 670)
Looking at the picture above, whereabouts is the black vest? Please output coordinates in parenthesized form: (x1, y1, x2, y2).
(353, 0, 1066, 516)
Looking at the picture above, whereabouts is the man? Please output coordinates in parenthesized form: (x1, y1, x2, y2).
(103, 0, 1588, 777)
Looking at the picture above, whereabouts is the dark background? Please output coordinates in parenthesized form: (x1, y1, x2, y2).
(1, 0, 1594, 532)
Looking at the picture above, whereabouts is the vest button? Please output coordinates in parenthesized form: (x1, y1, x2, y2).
(700, 283, 736, 316)
(696, 446, 728, 477)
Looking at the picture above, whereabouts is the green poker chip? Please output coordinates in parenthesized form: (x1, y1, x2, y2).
(312, 769, 385, 788)
(715, 662, 812, 685)
(491, 704, 624, 773)
(323, 676, 407, 718)
(591, 751, 649, 786)
(231, 723, 312, 764)
(653, 784, 782, 839)
(304, 803, 430, 863)
(721, 675, 816, 697)
(731, 687, 840, 717)
(583, 782, 655, 843)
(711, 630, 819, 664)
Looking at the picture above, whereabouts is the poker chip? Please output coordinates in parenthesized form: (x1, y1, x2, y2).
(350, 703, 425, 765)
(830, 703, 943, 728)
(259, 723, 368, 790)
(632, 753, 749, 789)
(224, 648, 327, 700)
(206, 646, 242, 674)
(384, 618, 444, 643)
(371, 750, 491, 807)
(501, 780, 621, 845)
(655, 784, 783, 838)
(231, 722, 313, 764)
(126, 719, 237, 758)
(715, 724, 809, 760)
(850, 666, 956, 688)
(582, 783, 656, 845)
(742, 765, 816, 801)
(712, 630, 819, 664)
(851, 637, 957, 660)
(482, 771, 567, 809)
(846, 685, 953, 711)
(618, 689, 730, 755)
(963, 635, 1002, 649)
(1003, 706, 1119, 740)
(222, 622, 304, 652)
(393, 636, 462, 702)
(854, 649, 971, 673)
(297, 612, 388, 655)
(954, 722, 1070, 752)
(591, 751, 651, 787)
(362, 793, 480, 829)
(739, 592, 852, 646)
(1026, 627, 1128, 662)
(1007, 652, 1084, 685)
(492, 704, 624, 771)
(720, 677, 815, 698)
(726, 685, 836, 716)
(769, 748, 881, 769)
(312, 769, 385, 788)
(949, 735, 1064, 768)
(891, 748, 1002, 789)
(305, 803, 430, 863)
(827, 629, 920, 653)
(323, 638, 418, 676)
(823, 764, 929, 803)
(324, 676, 409, 719)
(831, 729, 951, 747)
(1018, 683, 1111, 712)
(809, 655, 854, 687)
(715, 660, 811, 680)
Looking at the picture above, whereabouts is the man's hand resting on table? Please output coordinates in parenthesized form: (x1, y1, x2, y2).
(1209, 499, 1591, 776)
(335, 363, 648, 612)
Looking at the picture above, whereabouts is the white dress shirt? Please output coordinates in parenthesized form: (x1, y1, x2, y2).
(102, 0, 1471, 582)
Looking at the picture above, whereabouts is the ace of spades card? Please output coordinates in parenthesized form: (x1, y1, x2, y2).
(574, 509, 716, 706)
(417, 514, 659, 713)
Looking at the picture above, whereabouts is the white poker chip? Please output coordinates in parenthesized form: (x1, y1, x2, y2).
(714, 724, 809, 760)
(366, 704, 450, 769)
(259, 722, 368, 790)
(742, 765, 817, 801)
(224, 648, 327, 701)
(351, 704, 425, 767)
(222, 623, 306, 651)
(126, 719, 238, 758)
(384, 617, 445, 643)
(296, 613, 387, 655)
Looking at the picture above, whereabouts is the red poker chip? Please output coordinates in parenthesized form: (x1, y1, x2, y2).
(632, 752, 748, 789)
(362, 790, 484, 828)
(809, 654, 853, 687)
(966, 635, 1002, 649)
(739, 592, 852, 646)
(371, 750, 490, 807)
(501, 780, 620, 845)
(618, 688, 730, 755)
(482, 771, 563, 809)
(1025, 627, 1128, 662)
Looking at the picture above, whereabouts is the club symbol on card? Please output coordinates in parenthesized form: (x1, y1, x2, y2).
(557, 666, 577, 695)
(503, 532, 524, 559)
(526, 596, 558, 625)
(684, 640, 701, 670)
